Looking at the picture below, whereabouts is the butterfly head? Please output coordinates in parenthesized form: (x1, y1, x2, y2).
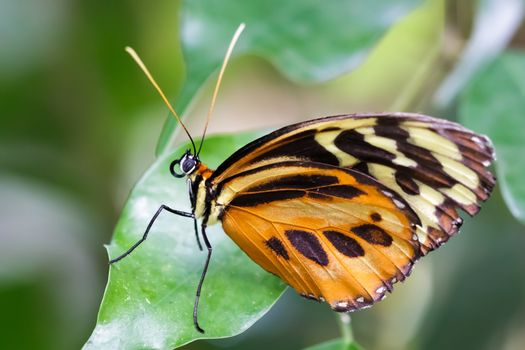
(170, 150, 200, 178)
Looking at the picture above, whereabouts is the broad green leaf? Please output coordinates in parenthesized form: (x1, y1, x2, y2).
(157, 0, 424, 155)
(84, 132, 286, 350)
(460, 51, 525, 224)
(304, 339, 363, 350)
(327, 0, 444, 112)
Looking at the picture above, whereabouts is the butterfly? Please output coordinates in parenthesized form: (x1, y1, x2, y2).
(110, 24, 496, 333)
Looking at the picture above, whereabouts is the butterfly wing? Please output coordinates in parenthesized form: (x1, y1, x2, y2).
(209, 113, 495, 254)
(215, 161, 421, 310)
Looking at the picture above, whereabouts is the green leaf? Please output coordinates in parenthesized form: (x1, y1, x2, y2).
(304, 339, 363, 350)
(156, 0, 424, 155)
(84, 132, 286, 350)
(460, 51, 525, 224)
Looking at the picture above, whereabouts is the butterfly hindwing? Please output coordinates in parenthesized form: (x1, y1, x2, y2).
(210, 113, 495, 255)
(216, 161, 421, 311)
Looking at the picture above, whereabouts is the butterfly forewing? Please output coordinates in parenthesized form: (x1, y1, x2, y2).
(217, 162, 421, 311)
(210, 113, 495, 255)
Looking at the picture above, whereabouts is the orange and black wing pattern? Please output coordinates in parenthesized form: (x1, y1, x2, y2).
(217, 161, 421, 311)
(210, 113, 495, 255)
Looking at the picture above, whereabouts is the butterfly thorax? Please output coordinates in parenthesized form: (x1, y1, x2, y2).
(188, 163, 216, 221)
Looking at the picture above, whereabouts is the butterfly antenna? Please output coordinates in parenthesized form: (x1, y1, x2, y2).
(196, 23, 246, 156)
(125, 47, 197, 155)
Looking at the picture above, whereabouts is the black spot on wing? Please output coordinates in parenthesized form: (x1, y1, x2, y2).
(265, 237, 289, 260)
(323, 230, 364, 257)
(370, 213, 382, 222)
(351, 162, 371, 176)
(395, 170, 420, 195)
(351, 224, 393, 247)
(251, 130, 339, 166)
(285, 229, 329, 266)
(321, 126, 341, 132)
(334, 129, 396, 163)
(229, 190, 304, 207)
(246, 174, 339, 192)
(313, 185, 366, 199)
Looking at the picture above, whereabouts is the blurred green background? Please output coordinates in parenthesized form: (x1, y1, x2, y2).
(2, 0, 525, 349)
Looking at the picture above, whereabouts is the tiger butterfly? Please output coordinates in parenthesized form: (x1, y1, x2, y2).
(110, 24, 496, 333)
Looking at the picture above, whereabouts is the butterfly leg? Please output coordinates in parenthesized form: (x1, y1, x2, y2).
(192, 212, 203, 251)
(109, 205, 194, 264)
(188, 180, 203, 251)
(193, 222, 212, 333)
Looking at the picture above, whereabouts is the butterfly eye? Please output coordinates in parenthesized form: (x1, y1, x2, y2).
(170, 152, 198, 178)
(181, 155, 197, 174)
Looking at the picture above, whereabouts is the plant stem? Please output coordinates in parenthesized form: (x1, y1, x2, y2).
(337, 313, 354, 345)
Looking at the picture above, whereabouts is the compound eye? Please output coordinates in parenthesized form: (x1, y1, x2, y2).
(181, 156, 196, 174)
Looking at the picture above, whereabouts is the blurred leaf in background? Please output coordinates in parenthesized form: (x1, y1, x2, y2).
(0, 1, 184, 349)
(157, 0, 425, 155)
(461, 51, 525, 224)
